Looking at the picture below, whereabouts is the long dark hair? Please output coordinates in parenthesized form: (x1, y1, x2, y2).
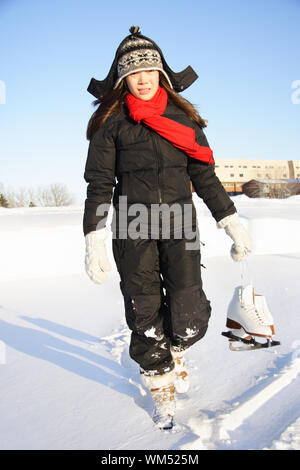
(86, 72, 208, 141)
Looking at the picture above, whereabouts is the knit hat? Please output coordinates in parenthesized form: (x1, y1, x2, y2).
(87, 26, 198, 99)
(114, 28, 173, 89)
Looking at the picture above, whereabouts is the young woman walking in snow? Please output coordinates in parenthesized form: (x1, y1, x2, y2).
(83, 26, 251, 429)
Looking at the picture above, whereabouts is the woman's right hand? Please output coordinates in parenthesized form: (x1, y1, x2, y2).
(217, 213, 252, 262)
(85, 227, 112, 284)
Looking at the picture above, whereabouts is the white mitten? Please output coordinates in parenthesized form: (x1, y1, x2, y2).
(217, 213, 252, 262)
(85, 227, 112, 284)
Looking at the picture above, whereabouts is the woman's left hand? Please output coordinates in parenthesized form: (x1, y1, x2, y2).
(217, 213, 252, 262)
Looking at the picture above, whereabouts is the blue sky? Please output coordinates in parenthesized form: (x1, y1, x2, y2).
(0, 0, 299, 203)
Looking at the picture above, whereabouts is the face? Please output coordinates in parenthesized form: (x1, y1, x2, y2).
(125, 70, 159, 101)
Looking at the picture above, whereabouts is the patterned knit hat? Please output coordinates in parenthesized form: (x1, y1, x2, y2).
(87, 26, 198, 99)
(114, 27, 173, 89)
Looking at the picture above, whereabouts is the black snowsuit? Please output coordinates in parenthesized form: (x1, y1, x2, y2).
(83, 100, 236, 376)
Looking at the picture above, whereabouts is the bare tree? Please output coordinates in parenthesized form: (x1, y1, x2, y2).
(35, 186, 53, 207)
(13, 187, 29, 207)
(49, 183, 74, 206)
(0, 183, 74, 207)
(27, 187, 37, 207)
(4, 188, 17, 207)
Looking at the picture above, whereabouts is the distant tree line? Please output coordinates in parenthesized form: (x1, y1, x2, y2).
(0, 183, 75, 208)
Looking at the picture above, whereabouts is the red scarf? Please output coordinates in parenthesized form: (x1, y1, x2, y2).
(125, 86, 214, 164)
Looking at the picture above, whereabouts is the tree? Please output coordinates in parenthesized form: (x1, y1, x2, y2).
(0, 193, 9, 207)
(49, 183, 74, 207)
(0, 183, 74, 207)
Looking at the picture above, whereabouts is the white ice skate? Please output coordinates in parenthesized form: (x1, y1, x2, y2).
(222, 284, 281, 351)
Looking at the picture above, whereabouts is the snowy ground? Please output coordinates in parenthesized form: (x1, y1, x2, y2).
(0, 195, 300, 450)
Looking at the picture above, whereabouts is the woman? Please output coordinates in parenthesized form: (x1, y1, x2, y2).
(83, 26, 251, 429)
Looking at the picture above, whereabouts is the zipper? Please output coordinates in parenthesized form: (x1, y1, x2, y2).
(151, 133, 163, 235)
(152, 133, 162, 203)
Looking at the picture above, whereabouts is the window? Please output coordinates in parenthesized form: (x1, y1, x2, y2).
(239, 174, 243, 177)
(230, 174, 234, 177)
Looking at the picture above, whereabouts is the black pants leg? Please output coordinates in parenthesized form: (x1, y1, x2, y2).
(112, 231, 211, 376)
(157, 234, 211, 351)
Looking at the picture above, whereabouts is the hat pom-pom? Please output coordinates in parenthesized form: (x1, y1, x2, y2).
(129, 25, 141, 35)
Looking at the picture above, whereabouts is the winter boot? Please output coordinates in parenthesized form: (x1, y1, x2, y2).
(142, 370, 176, 430)
(171, 348, 190, 394)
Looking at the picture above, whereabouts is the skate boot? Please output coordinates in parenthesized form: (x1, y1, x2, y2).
(222, 284, 281, 351)
(171, 349, 190, 394)
(142, 370, 176, 430)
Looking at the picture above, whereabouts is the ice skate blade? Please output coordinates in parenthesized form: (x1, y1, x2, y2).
(228, 341, 281, 352)
(222, 331, 281, 352)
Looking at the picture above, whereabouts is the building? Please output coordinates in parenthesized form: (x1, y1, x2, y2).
(242, 179, 300, 198)
(214, 159, 300, 194)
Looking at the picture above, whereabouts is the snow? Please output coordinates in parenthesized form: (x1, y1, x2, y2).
(0, 195, 300, 450)
(144, 327, 163, 341)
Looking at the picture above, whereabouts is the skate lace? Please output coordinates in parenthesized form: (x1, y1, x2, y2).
(243, 304, 266, 325)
